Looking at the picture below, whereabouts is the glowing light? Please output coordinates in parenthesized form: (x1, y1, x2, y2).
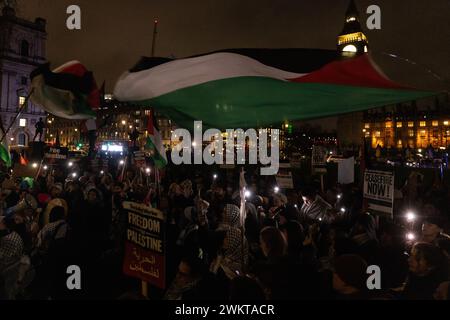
(32, 163, 38, 168)
(145, 168, 151, 174)
(406, 232, 416, 241)
(43, 165, 48, 170)
(213, 174, 218, 180)
(274, 186, 280, 193)
(337, 194, 342, 199)
(342, 44, 357, 53)
(10, 137, 14, 141)
(68, 162, 73, 167)
(72, 172, 77, 178)
(100, 170, 104, 175)
(119, 160, 125, 165)
(121, 120, 126, 125)
(340, 207, 346, 213)
(192, 142, 197, 147)
(244, 190, 251, 198)
(406, 211, 416, 222)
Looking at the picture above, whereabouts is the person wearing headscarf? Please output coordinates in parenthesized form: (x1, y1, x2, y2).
(210, 204, 249, 280)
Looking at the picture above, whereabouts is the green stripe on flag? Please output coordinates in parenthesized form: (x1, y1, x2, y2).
(146, 136, 167, 168)
(128, 77, 435, 129)
(0, 143, 11, 167)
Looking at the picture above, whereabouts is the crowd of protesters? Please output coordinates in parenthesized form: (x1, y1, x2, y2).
(0, 158, 450, 300)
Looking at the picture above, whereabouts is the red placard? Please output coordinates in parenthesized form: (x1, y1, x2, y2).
(122, 201, 165, 289)
(123, 242, 165, 288)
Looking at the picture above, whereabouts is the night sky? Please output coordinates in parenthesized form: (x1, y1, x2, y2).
(16, 0, 450, 128)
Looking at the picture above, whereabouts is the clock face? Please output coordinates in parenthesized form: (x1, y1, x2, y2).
(342, 44, 357, 53)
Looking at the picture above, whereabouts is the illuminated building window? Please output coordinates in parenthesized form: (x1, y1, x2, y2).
(419, 121, 426, 127)
(342, 44, 357, 53)
(432, 121, 438, 127)
(19, 118, 26, 127)
(385, 122, 392, 128)
(420, 130, 426, 137)
(396, 122, 402, 128)
(19, 96, 26, 106)
(408, 122, 414, 127)
(375, 131, 381, 138)
(444, 121, 449, 126)
(364, 123, 370, 129)
(408, 130, 414, 137)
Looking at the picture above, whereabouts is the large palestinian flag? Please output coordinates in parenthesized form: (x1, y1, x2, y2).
(30, 61, 100, 119)
(114, 49, 435, 129)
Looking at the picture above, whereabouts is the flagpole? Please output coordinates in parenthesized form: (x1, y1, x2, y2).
(0, 88, 34, 144)
(151, 19, 158, 57)
(239, 167, 247, 273)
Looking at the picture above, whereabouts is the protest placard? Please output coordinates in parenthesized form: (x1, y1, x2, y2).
(311, 145, 327, 173)
(275, 163, 294, 189)
(363, 170, 394, 217)
(122, 201, 166, 289)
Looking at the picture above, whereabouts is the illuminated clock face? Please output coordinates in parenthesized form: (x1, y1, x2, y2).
(342, 44, 357, 53)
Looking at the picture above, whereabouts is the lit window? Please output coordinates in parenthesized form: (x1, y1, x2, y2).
(385, 122, 392, 128)
(408, 130, 414, 137)
(420, 130, 426, 136)
(444, 121, 449, 126)
(396, 122, 402, 128)
(432, 121, 439, 127)
(375, 131, 381, 138)
(419, 121, 426, 127)
(364, 123, 370, 129)
(364, 46, 368, 53)
(19, 96, 26, 106)
(342, 44, 357, 53)
(408, 122, 414, 127)
(19, 118, 26, 127)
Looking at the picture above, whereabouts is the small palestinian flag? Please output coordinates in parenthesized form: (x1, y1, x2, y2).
(30, 61, 100, 119)
(0, 143, 11, 167)
(145, 109, 167, 168)
(0, 128, 11, 168)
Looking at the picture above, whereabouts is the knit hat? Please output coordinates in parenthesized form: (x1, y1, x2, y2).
(333, 254, 368, 290)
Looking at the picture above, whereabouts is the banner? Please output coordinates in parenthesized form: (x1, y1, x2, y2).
(338, 157, 355, 184)
(44, 146, 68, 160)
(363, 170, 394, 217)
(275, 163, 294, 189)
(311, 145, 327, 173)
(122, 201, 166, 289)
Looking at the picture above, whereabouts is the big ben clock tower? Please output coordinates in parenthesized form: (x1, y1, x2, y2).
(337, 0, 369, 57)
